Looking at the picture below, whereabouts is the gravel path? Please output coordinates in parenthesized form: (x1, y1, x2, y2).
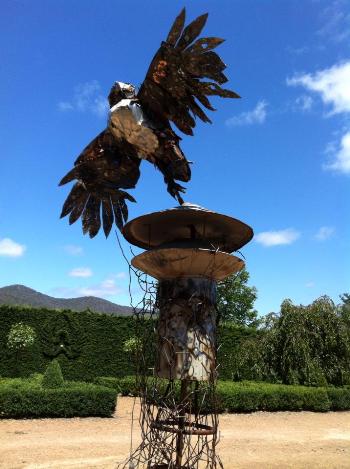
(1, 397, 350, 468)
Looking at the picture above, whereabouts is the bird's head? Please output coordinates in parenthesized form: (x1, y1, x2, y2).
(108, 81, 136, 107)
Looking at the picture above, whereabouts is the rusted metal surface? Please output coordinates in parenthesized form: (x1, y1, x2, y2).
(132, 247, 244, 281)
(151, 419, 215, 436)
(156, 278, 217, 381)
(59, 9, 240, 238)
(123, 202, 254, 253)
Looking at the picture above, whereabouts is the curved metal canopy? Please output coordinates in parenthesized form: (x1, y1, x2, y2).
(123, 203, 253, 253)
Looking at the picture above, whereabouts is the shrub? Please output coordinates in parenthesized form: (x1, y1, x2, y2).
(327, 387, 350, 410)
(216, 381, 330, 412)
(94, 377, 344, 413)
(7, 322, 36, 351)
(0, 379, 117, 418)
(123, 337, 142, 354)
(42, 360, 64, 388)
(94, 376, 137, 396)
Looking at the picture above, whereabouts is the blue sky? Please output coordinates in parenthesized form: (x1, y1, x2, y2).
(0, 0, 349, 315)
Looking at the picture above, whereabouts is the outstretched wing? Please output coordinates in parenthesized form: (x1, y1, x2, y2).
(59, 129, 140, 238)
(137, 8, 240, 135)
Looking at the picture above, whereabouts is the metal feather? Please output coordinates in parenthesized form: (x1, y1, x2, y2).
(60, 182, 86, 218)
(176, 13, 209, 50)
(69, 191, 89, 225)
(185, 37, 225, 54)
(166, 8, 186, 46)
(102, 199, 113, 238)
(82, 196, 101, 238)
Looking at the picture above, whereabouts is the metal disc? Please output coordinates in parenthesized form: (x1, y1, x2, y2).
(123, 203, 253, 253)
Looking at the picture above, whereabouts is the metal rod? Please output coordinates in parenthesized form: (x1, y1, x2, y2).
(175, 379, 189, 468)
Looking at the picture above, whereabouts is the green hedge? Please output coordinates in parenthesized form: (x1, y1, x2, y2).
(95, 376, 138, 396)
(0, 378, 117, 418)
(0, 305, 255, 381)
(94, 376, 350, 413)
(216, 381, 330, 412)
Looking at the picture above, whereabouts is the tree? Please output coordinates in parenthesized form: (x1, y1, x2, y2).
(339, 293, 350, 322)
(264, 296, 350, 386)
(7, 322, 36, 351)
(7, 322, 36, 377)
(217, 269, 258, 326)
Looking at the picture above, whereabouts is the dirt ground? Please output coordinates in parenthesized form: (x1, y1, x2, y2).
(1, 397, 350, 469)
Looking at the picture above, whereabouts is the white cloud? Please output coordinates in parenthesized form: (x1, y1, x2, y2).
(78, 276, 123, 297)
(58, 80, 109, 117)
(115, 272, 127, 279)
(323, 130, 350, 174)
(286, 45, 309, 56)
(64, 244, 83, 256)
(53, 274, 125, 299)
(317, 0, 350, 44)
(294, 95, 313, 112)
(306, 281, 315, 288)
(69, 267, 93, 278)
(287, 61, 350, 174)
(255, 228, 300, 247)
(287, 62, 350, 116)
(314, 226, 335, 241)
(226, 100, 268, 126)
(0, 238, 26, 257)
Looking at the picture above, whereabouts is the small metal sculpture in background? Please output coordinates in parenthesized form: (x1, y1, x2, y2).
(59, 9, 240, 238)
(118, 203, 253, 468)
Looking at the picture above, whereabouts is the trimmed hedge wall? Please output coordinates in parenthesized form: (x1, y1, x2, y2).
(0, 378, 117, 418)
(0, 305, 255, 381)
(95, 376, 350, 413)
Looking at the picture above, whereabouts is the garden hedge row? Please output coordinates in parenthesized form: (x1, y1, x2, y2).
(0, 378, 118, 418)
(0, 305, 255, 381)
(95, 376, 350, 413)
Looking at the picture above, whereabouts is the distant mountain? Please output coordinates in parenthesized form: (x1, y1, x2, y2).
(0, 284, 134, 316)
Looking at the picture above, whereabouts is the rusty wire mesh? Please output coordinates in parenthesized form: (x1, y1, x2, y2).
(116, 234, 223, 469)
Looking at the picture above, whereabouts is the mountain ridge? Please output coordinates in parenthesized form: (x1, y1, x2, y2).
(0, 284, 133, 316)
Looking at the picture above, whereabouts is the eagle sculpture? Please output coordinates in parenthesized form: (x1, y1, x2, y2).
(59, 9, 240, 238)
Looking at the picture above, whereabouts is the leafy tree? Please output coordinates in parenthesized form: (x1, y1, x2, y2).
(264, 296, 350, 386)
(339, 293, 350, 325)
(217, 269, 258, 326)
(7, 322, 37, 377)
(7, 322, 36, 351)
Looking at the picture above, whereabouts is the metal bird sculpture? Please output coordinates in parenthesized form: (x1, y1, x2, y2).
(59, 9, 240, 238)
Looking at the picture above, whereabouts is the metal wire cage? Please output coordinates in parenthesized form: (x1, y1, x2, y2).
(117, 269, 223, 469)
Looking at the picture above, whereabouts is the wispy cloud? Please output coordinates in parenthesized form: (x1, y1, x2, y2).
(287, 62, 350, 116)
(286, 45, 309, 56)
(64, 244, 83, 256)
(306, 281, 315, 288)
(0, 238, 26, 257)
(52, 274, 125, 299)
(226, 100, 268, 126)
(255, 228, 301, 247)
(294, 95, 313, 112)
(314, 226, 335, 241)
(323, 130, 350, 174)
(69, 267, 93, 278)
(78, 276, 123, 297)
(58, 80, 108, 118)
(287, 61, 350, 174)
(317, 0, 350, 44)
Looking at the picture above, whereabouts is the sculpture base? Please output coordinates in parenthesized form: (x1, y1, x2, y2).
(156, 277, 217, 381)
